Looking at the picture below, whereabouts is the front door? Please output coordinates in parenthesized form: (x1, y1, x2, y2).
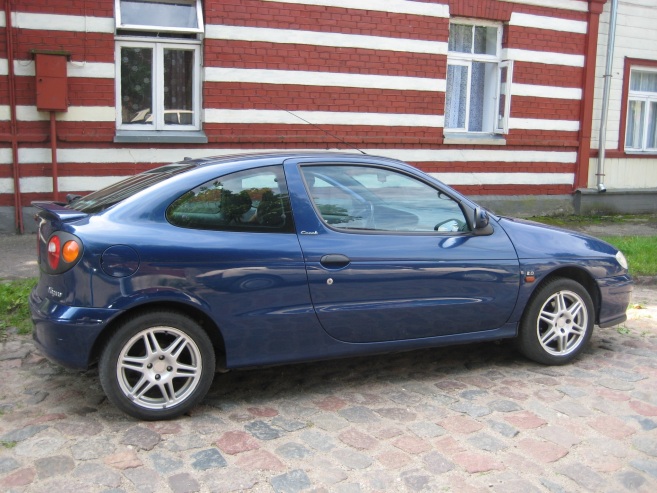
(286, 159, 520, 344)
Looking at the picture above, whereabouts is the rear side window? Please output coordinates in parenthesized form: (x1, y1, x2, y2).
(70, 163, 196, 214)
(167, 165, 294, 232)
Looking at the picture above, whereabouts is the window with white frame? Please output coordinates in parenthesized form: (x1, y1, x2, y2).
(444, 21, 512, 135)
(115, 0, 204, 136)
(625, 68, 657, 152)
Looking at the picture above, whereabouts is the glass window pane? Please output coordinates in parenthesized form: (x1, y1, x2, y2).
(164, 49, 195, 126)
(626, 100, 645, 149)
(121, 47, 153, 125)
(301, 166, 469, 233)
(468, 62, 497, 132)
(630, 70, 657, 93)
(648, 102, 657, 149)
(120, 0, 199, 30)
(448, 24, 473, 53)
(469, 62, 486, 132)
(445, 64, 468, 129)
(474, 26, 498, 55)
(167, 166, 292, 231)
(497, 65, 509, 131)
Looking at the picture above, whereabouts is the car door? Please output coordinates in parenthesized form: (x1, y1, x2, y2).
(285, 158, 520, 344)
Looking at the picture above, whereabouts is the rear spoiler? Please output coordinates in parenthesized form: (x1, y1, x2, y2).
(32, 202, 88, 222)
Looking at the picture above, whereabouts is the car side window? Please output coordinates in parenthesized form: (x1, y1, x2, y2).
(301, 165, 470, 233)
(167, 165, 294, 232)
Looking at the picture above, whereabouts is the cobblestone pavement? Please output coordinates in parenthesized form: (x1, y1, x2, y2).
(0, 287, 655, 493)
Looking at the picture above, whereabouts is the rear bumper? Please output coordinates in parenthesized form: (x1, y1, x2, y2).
(596, 274, 633, 328)
(30, 290, 120, 370)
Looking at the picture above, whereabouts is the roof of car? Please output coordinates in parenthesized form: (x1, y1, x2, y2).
(190, 151, 404, 168)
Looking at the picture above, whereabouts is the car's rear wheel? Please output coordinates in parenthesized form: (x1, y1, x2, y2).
(99, 310, 215, 420)
(517, 278, 594, 365)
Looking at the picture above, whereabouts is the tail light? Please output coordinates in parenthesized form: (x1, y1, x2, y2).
(46, 233, 83, 274)
(47, 235, 61, 270)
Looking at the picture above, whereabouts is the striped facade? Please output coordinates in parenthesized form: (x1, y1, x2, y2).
(1, 0, 608, 232)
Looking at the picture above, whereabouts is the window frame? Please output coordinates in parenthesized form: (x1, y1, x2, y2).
(444, 19, 511, 136)
(624, 65, 657, 153)
(115, 37, 202, 132)
(115, 0, 204, 34)
(618, 58, 657, 155)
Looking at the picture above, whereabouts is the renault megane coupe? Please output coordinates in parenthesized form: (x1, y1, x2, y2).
(30, 152, 632, 420)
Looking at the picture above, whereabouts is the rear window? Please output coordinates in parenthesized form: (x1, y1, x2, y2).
(69, 163, 196, 214)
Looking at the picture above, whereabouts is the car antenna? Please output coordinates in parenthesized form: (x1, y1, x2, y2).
(254, 95, 368, 155)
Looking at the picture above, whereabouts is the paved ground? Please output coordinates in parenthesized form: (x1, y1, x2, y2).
(0, 224, 656, 492)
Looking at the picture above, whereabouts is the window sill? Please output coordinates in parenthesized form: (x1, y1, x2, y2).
(114, 130, 208, 144)
(624, 150, 657, 155)
(443, 133, 506, 145)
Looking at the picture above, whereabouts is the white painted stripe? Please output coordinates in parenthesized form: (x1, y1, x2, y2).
(6, 104, 577, 132)
(0, 148, 12, 166)
(510, 118, 580, 132)
(1, 171, 574, 194)
(13, 12, 114, 33)
(260, 0, 449, 18)
(15, 105, 115, 122)
(12, 148, 578, 165)
(510, 12, 587, 34)
(0, 11, 5, 28)
(430, 172, 574, 186)
(204, 109, 444, 127)
(14, 60, 115, 79)
(499, 0, 588, 12)
(512, 83, 582, 100)
(205, 67, 445, 92)
(0, 176, 126, 195)
(0, 59, 7, 76)
(206, 25, 447, 55)
(0, 178, 14, 194)
(504, 48, 584, 67)
(376, 149, 577, 163)
(0, 105, 9, 121)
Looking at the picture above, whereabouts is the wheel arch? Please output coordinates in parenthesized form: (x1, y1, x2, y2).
(528, 267, 602, 324)
(90, 301, 227, 368)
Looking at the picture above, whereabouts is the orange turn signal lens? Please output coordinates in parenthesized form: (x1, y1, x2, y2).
(62, 240, 80, 263)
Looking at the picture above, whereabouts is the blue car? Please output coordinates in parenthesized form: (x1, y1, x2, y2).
(30, 152, 632, 420)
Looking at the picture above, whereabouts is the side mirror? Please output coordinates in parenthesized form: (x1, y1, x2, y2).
(474, 207, 489, 230)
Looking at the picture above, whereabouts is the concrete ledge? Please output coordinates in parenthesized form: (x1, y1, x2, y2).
(0, 207, 38, 234)
(474, 195, 574, 218)
(575, 189, 657, 215)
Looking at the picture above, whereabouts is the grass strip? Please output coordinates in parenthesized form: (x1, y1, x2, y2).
(0, 278, 37, 339)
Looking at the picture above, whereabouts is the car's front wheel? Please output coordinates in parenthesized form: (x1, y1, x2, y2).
(99, 310, 215, 420)
(517, 278, 594, 365)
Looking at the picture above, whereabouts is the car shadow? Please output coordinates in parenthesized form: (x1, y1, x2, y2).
(203, 340, 525, 409)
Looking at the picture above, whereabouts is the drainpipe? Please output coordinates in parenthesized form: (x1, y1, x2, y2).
(5, 0, 24, 232)
(596, 0, 619, 193)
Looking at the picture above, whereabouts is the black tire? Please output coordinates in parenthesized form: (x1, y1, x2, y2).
(99, 310, 215, 420)
(517, 278, 594, 365)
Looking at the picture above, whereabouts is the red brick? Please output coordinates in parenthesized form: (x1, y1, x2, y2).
(504, 411, 547, 430)
(517, 438, 569, 463)
(215, 431, 260, 455)
(392, 435, 432, 455)
(235, 450, 285, 471)
(338, 428, 379, 450)
(452, 452, 505, 474)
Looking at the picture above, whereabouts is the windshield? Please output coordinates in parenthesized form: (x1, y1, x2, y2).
(69, 163, 196, 214)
